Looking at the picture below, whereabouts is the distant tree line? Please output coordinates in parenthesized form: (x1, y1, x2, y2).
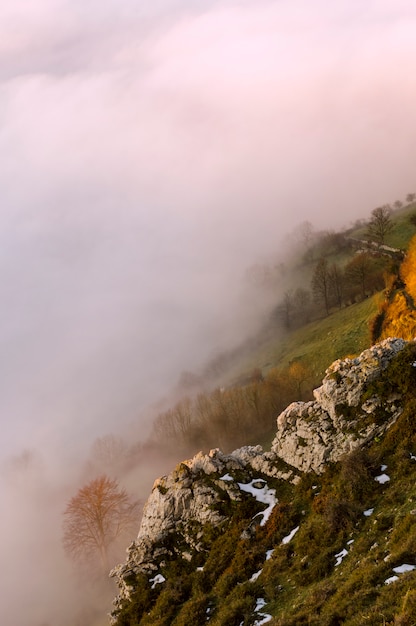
(151, 361, 314, 454)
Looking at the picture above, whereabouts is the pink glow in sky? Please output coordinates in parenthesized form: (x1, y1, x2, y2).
(1, 3, 416, 621)
(0, 0, 416, 462)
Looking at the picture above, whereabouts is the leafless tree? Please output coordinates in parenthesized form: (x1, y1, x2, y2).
(88, 435, 128, 477)
(366, 205, 393, 244)
(328, 263, 344, 309)
(280, 290, 294, 328)
(293, 287, 312, 323)
(406, 193, 416, 204)
(63, 475, 140, 573)
(312, 258, 330, 315)
(345, 253, 372, 299)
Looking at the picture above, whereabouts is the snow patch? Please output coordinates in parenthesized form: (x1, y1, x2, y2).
(250, 569, 262, 582)
(237, 479, 277, 526)
(393, 564, 416, 574)
(385, 575, 399, 585)
(375, 473, 390, 484)
(220, 473, 233, 481)
(149, 574, 166, 589)
(282, 526, 299, 545)
(364, 508, 374, 516)
(384, 563, 415, 584)
(253, 598, 272, 625)
(335, 548, 348, 567)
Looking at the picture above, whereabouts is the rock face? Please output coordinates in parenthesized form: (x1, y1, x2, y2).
(110, 446, 298, 612)
(271, 337, 407, 473)
(111, 337, 411, 621)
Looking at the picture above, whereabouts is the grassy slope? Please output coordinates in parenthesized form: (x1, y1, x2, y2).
(116, 344, 416, 626)
(352, 202, 416, 249)
(262, 296, 379, 376)
(230, 294, 380, 391)
(114, 210, 416, 626)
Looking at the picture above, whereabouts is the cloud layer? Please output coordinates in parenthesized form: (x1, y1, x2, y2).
(1, 2, 416, 622)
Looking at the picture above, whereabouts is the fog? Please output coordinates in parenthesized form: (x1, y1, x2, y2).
(1, 0, 416, 623)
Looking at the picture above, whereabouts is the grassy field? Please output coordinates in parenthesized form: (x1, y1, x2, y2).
(351, 202, 416, 249)
(229, 294, 381, 389)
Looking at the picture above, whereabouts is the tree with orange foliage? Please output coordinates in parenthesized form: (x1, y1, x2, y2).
(63, 475, 140, 573)
(400, 235, 416, 300)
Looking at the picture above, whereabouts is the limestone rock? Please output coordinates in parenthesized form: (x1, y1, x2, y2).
(271, 337, 408, 473)
(110, 445, 295, 612)
(111, 337, 413, 621)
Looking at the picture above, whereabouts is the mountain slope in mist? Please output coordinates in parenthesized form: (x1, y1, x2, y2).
(109, 226, 416, 625)
(110, 337, 416, 625)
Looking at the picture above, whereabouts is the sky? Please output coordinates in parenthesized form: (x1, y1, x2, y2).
(1, 0, 416, 464)
(1, 1, 416, 622)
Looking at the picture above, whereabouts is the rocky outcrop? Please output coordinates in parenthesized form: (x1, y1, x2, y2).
(110, 446, 298, 610)
(111, 337, 412, 621)
(271, 337, 406, 473)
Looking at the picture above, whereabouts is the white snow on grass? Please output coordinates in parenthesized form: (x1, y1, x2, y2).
(410, 453, 416, 461)
(334, 540, 354, 566)
(334, 548, 348, 567)
(385, 575, 399, 585)
(384, 564, 415, 585)
(364, 508, 374, 516)
(253, 598, 272, 625)
(249, 549, 275, 582)
(281, 525, 299, 544)
(381, 464, 388, 471)
(237, 479, 277, 526)
(375, 473, 390, 484)
(393, 564, 416, 574)
(149, 574, 166, 589)
(250, 569, 262, 582)
(220, 473, 233, 481)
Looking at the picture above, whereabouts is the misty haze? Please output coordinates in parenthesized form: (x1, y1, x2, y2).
(1, 1, 416, 624)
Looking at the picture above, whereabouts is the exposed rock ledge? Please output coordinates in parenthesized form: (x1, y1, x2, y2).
(110, 337, 410, 617)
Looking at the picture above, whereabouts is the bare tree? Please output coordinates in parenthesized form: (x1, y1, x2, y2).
(393, 200, 403, 211)
(366, 205, 393, 244)
(293, 287, 312, 323)
(345, 253, 372, 299)
(406, 193, 416, 204)
(63, 475, 140, 573)
(293, 220, 314, 248)
(312, 258, 330, 315)
(281, 290, 294, 328)
(328, 263, 344, 309)
(88, 435, 128, 477)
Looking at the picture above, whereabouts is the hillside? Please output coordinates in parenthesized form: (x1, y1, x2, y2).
(110, 337, 416, 625)
(105, 211, 416, 626)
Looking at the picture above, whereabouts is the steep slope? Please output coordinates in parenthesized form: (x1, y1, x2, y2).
(380, 233, 416, 341)
(111, 337, 416, 625)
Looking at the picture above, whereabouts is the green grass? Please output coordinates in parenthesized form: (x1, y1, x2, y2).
(113, 297, 416, 626)
(350, 202, 416, 250)
(232, 294, 380, 387)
